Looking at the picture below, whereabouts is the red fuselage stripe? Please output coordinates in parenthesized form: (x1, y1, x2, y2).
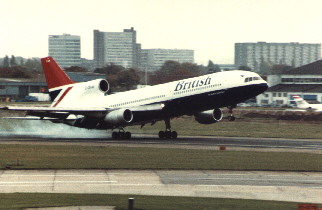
(53, 86, 73, 107)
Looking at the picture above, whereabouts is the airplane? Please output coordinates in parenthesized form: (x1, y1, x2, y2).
(1, 57, 268, 139)
(292, 94, 322, 112)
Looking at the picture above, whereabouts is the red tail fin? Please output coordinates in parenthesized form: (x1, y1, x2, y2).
(41, 57, 75, 89)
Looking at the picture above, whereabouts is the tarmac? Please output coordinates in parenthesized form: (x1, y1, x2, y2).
(0, 169, 321, 204)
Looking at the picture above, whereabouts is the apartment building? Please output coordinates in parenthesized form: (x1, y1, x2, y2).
(94, 28, 140, 68)
(48, 34, 81, 68)
(140, 49, 194, 71)
(235, 42, 321, 72)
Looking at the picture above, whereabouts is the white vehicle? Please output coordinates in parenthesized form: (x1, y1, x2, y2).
(292, 95, 322, 112)
(2, 57, 268, 139)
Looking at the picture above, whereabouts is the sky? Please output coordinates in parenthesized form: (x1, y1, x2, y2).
(0, 0, 321, 65)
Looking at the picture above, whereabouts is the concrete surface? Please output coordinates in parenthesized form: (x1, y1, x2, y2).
(0, 170, 321, 204)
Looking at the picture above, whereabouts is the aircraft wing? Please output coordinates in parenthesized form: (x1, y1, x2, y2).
(0, 106, 109, 120)
(1, 106, 108, 112)
(1, 103, 165, 120)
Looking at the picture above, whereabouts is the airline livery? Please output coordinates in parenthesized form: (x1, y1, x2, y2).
(2, 57, 268, 139)
(292, 95, 322, 112)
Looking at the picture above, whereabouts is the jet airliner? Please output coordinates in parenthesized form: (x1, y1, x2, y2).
(2, 57, 268, 139)
(292, 95, 322, 112)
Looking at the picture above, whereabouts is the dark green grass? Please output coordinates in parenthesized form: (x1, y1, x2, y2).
(127, 117, 322, 139)
(0, 193, 300, 210)
(0, 144, 321, 171)
(1, 114, 321, 139)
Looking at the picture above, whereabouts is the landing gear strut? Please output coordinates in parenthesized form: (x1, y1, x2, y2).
(158, 118, 177, 139)
(227, 105, 236, 121)
(112, 128, 131, 139)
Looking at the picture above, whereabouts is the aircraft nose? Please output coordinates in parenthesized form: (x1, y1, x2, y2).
(259, 82, 269, 92)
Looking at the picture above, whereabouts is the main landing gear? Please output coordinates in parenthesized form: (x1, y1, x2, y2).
(227, 105, 236, 121)
(158, 118, 178, 139)
(112, 128, 131, 139)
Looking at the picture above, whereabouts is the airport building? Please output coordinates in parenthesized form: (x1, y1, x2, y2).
(235, 42, 321, 72)
(94, 28, 195, 70)
(0, 72, 105, 101)
(140, 49, 194, 71)
(94, 28, 140, 68)
(257, 59, 322, 106)
(48, 34, 81, 68)
(0, 79, 47, 101)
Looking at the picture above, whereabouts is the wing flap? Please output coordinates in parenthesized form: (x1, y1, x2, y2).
(2, 106, 108, 112)
(1, 106, 109, 119)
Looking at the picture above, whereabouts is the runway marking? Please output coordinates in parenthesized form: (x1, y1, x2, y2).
(164, 177, 322, 182)
(0, 180, 117, 185)
(1, 174, 109, 177)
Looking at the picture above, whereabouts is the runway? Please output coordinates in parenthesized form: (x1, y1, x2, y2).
(0, 133, 321, 204)
(0, 170, 321, 203)
(0, 133, 321, 153)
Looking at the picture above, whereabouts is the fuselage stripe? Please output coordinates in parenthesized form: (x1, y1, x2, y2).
(53, 86, 73, 107)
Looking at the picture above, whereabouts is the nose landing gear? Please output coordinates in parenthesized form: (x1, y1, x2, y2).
(227, 105, 236, 121)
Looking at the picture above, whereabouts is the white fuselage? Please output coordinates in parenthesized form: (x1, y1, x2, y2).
(52, 70, 267, 112)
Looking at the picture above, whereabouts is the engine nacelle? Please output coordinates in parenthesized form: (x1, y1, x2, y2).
(194, 108, 223, 124)
(76, 79, 109, 95)
(104, 109, 133, 126)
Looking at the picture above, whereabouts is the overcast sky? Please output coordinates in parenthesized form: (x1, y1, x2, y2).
(0, 0, 321, 65)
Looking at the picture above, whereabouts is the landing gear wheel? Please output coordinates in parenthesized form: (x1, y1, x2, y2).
(125, 132, 131, 139)
(227, 105, 236, 122)
(171, 131, 178, 139)
(112, 129, 132, 139)
(112, 131, 119, 139)
(158, 118, 178, 139)
(228, 116, 236, 121)
(158, 131, 165, 139)
(165, 131, 172, 139)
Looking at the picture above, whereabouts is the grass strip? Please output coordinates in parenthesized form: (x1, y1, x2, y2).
(127, 118, 322, 139)
(1, 116, 322, 139)
(0, 144, 320, 171)
(0, 193, 301, 210)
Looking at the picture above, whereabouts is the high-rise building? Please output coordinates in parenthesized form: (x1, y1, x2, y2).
(140, 49, 194, 71)
(48, 34, 81, 68)
(235, 42, 321, 72)
(94, 28, 140, 68)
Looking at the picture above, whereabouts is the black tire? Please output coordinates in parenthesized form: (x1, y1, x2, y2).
(158, 131, 165, 139)
(165, 131, 172, 139)
(228, 116, 236, 121)
(125, 132, 131, 139)
(112, 131, 119, 139)
(171, 131, 178, 139)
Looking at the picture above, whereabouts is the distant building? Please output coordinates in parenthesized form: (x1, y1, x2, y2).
(0, 78, 47, 101)
(94, 28, 140, 68)
(235, 42, 321, 72)
(66, 72, 105, 82)
(218, 64, 236, 71)
(0, 72, 105, 101)
(48, 34, 81, 68)
(140, 49, 194, 71)
(257, 59, 322, 106)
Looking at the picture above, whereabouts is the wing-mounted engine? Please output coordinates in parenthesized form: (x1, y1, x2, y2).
(194, 108, 223, 124)
(104, 109, 134, 126)
(76, 79, 109, 95)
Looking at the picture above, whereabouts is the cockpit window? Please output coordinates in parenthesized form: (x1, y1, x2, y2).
(244, 77, 261, 83)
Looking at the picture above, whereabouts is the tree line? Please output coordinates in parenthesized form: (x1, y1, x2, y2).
(2, 54, 292, 91)
(0, 55, 43, 79)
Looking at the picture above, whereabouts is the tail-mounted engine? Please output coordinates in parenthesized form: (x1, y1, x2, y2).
(194, 108, 223, 124)
(78, 79, 109, 95)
